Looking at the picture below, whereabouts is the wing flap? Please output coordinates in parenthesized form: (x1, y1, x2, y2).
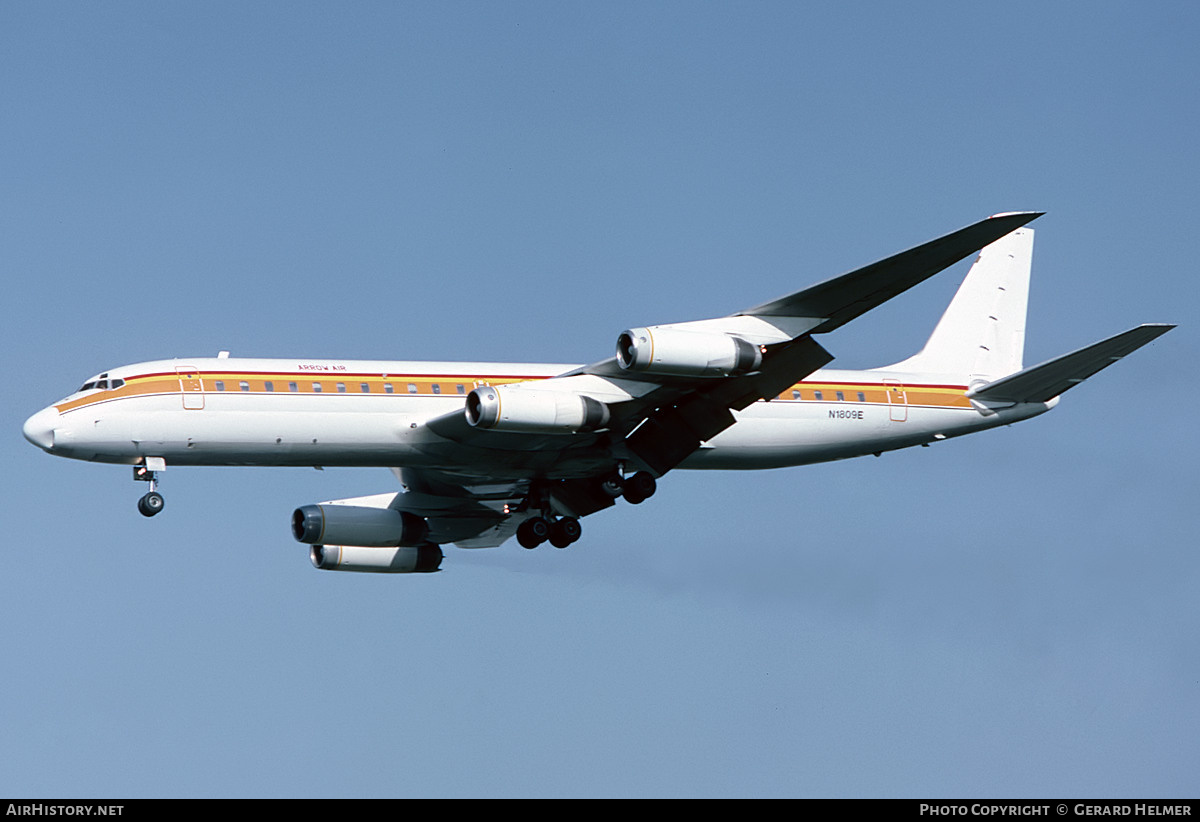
(967, 324, 1174, 403)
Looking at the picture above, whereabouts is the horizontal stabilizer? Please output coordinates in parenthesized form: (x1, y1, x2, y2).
(966, 324, 1174, 403)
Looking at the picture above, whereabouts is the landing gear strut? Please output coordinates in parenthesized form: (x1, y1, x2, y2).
(133, 458, 166, 517)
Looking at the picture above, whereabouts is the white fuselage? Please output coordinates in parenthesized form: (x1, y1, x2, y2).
(23, 356, 1053, 474)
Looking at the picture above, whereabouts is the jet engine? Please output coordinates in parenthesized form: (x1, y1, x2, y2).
(309, 544, 443, 574)
(291, 504, 429, 548)
(465, 386, 610, 434)
(616, 326, 762, 377)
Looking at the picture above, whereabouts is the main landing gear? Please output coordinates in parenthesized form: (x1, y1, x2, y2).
(517, 515, 582, 550)
(133, 458, 166, 517)
(620, 471, 656, 505)
(515, 470, 657, 550)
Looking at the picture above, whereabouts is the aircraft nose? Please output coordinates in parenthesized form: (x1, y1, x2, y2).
(22, 407, 58, 451)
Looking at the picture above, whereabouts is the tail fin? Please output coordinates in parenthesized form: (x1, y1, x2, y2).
(888, 223, 1034, 381)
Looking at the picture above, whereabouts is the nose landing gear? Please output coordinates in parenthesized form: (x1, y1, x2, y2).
(133, 458, 166, 517)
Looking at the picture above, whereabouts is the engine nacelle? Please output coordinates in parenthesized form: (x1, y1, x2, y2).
(291, 504, 429, 547)
(616, 326, 762, 377)
(310, 544, 443, 574)
(465, 385, 610, 434)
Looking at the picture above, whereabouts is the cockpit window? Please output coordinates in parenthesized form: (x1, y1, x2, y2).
(78, 372, 120, 393)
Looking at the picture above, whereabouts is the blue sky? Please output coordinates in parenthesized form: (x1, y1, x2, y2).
(2, 2, 1196, 797)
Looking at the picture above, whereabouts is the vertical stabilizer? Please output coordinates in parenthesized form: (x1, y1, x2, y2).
(887, 224, 1033, 381)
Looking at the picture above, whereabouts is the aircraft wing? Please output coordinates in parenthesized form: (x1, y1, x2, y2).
(575, 211, 1045, 381)
(736, 211, 1046, 332)
(422, 211, 1044, 479)
(387, 467, 620, 549)
(312, 478, 522, 549)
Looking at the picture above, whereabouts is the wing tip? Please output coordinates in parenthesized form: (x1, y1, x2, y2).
(1134, 322, 1177, 341)
(988, 210, 1046, 220)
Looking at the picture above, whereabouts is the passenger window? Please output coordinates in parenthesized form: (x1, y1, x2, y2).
(265, 381, 274, 392)
(836, 391, 845, 401)
(457, 384, 465, 395)
(408, 383, 418, 394)
(857, 392, 866, 402)
(432, 384, 441, 395)
(337, 383, 346, 393)
(360, 383, 370, 393)
(240, 381, 250, 392)
(312, 383, 322, 393)
(384, 383, 394, 394)
(792, 390, 801, 400)
(289, 382, 298, 392)
(215, 381, 225, 391)
(814, 391, 823, 401)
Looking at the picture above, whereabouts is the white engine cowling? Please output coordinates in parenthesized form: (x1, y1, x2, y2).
(309, 544, 443, 574)
(616, 326, 762, 377)
(292, 504, 429, 547)
(465, 385, 610, 434)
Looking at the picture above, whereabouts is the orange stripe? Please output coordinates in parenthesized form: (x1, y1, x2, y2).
(57, 371, 972, 414)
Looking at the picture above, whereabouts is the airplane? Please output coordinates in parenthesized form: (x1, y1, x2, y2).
(23, 212, 1173, 574)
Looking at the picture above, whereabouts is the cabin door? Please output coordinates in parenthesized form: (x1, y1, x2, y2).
(884, 379, 907, 422)
(177, 367, 205, 410)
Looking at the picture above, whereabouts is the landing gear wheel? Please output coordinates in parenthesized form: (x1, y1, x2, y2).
(133, 460, 166, 518)
(517, 516, 551, 549)
(623, 471, 657, 505)
(548, 517, 582, 548)
(600, 475, 625, 498)
(137, 491, 165, 517)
